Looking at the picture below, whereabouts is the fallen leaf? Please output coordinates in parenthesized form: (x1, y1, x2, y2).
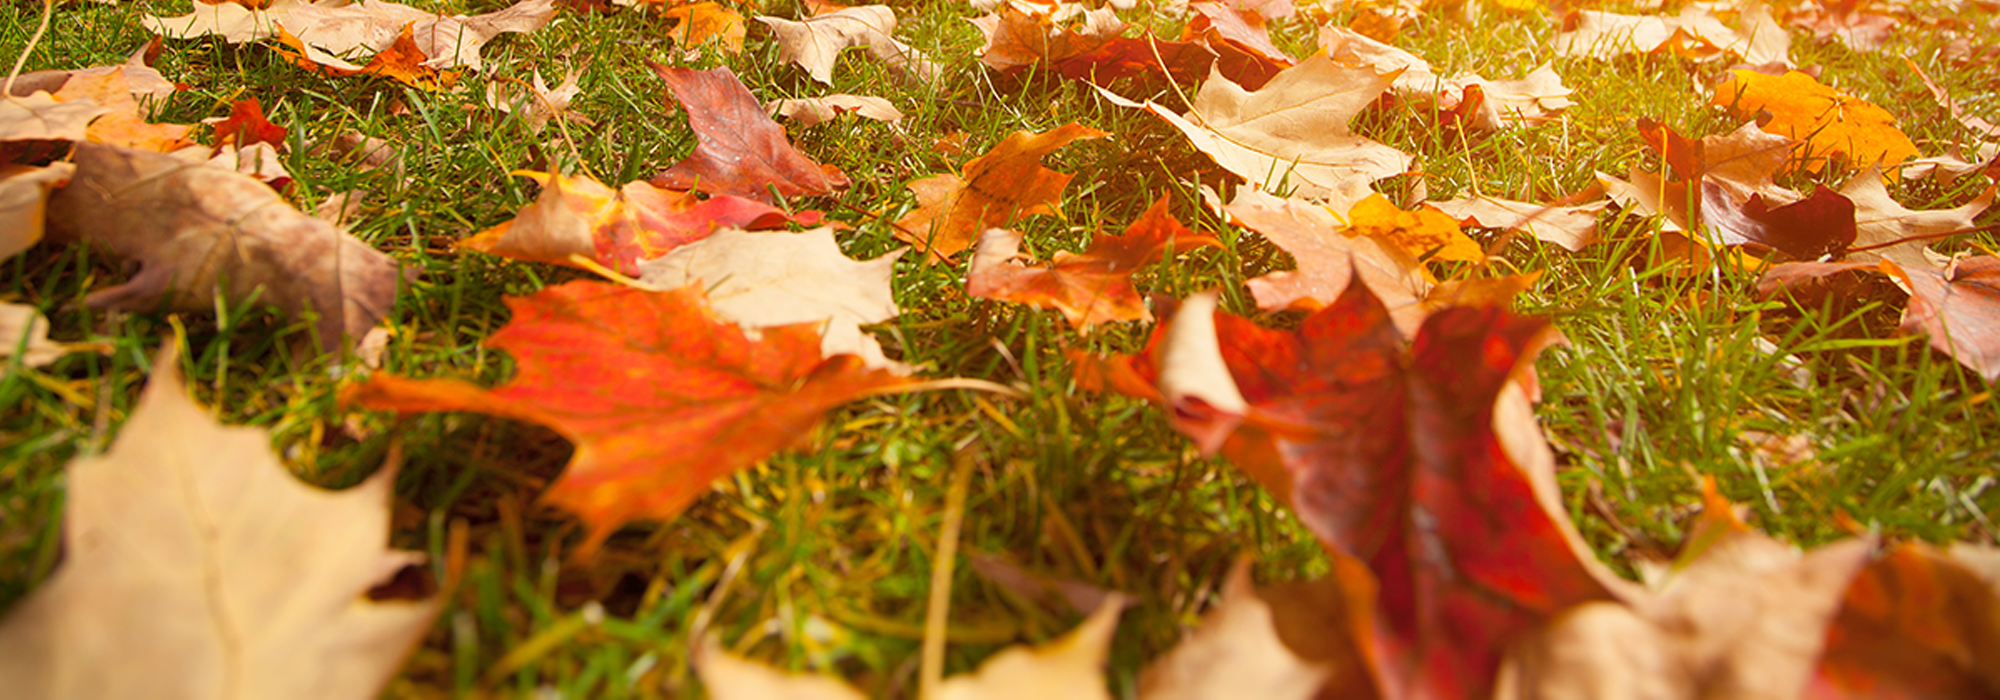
(1712, 70, 1919, 174)
(1902, 144, 2000, 185)
(208, 97, 287, 150)
(973, 2, 1127, 74)
(52, 71, 195, 153)
(635, 227, 908, 372)
(664, 2, 746, 53)
(893, 122, 1107, 262)
(484, 64, 592, 133)
(756, 5, 938, 85)
(45, 142, 401, 352)
(1097, 53, 1411, 201)
(698, 596, 1123, 700)
(0, 92, 108, 145)
(1137, 559, 1335, 700)
(0, 302, 86, 373)
(646, 63, 851, 203)
(1346, 192, 1483, 265)
(1554, 4, 1790, 66)
(1318, 28, 1575, 131)
(767, 94, 904, 126)
(1049, 36, 1219, 88)
(1790, 0, 1898, 53)
(1184, 1, 1293, 89)
(0, 163, 72, 259)
(1897, 256, 2000, 381)
(1807, 542, 2000, 697)
(343, 281, 918, 555)
(966, 195, 1220, 328)
(1841, 170, 1997, 271)
(205, 142, 293, 187)
(1425, 195, 1605, 252)
(462, 171, 813, 274)
(0, 351, 440, 700)
(1080, 281, 1621, 699)
(1700, 185, 1857, 261)
(147, 0, 554, 79)
(1219, 188, 1431, 335)
(273, 23, 460, 90)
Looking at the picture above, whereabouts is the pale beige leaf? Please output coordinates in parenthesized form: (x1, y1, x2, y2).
(1097, 54, 1410, 200)
(1157, 291, 1250, 416)
(0, 92, 109, 143)
(1555, 4, 1790, 67)
(636, 227, 908, 373)
(0, 352, 440, 700)
(1138, 560, 1330, 700)
(0, 302, 83, 372)
(485, 63, 592, 133)
(0, 163, 73, 260)
(148, 0, 553, 71)
(1218, 188, 1431, 335)
(46, 143, 401, 352)
(767, 94, 904, 126)
(1903, 144, 1998, 185)
(699, 642, 868, 700)
(935, 597, 1122, 700)
(206, 142, 293, 185)
(756, 6, 938, 85)
(144, 0, 289, 44)
(1843, 169, 1998, 272)
(1427, 195, 1605, 251)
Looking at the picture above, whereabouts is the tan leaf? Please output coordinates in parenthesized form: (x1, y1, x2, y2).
(0, 302, 87, 373)
(1320, 27, 1574, 130)
(698, 641, 868, 700)
(46, 142, 401, 352)
(767, 94, 904, 126)
(148, 0, 553, 71)
(0, 351, 440, 700)
(1097, 53, 1411, 200)
(485, 63, 592, 133)
(1138, 560, 1333, 700)
(51, 71, 194, 153)
(893, 122, 1107, 261)
(637, 227, 907, 373)
(1218, 188, 1431, 335)
(756, 6, 938, 85)
(0, 163, 73, 260)
(0, 92, 108, 143)
(1427, 195, 1606, 251)
(935, 597, 1123, 700)
(1554, 4, 1790, 66)
(1842, 169, 1997, 271)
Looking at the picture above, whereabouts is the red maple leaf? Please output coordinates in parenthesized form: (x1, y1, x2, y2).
(210, 98, 287, 151)
(1075, 282, 1615, 699)
(646, 63, 850, 203)
(965, 195, 1220, 328)
(342, 281, 913, 556)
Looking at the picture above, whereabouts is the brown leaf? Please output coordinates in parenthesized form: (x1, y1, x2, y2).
(646, 63, 850, 203)
(0, 351, 440, 700)
(0, 163, 72, 259)
(1554, 5, 1790, 66)
(52, 71, 194, 153)
(46, 143, 401, 352)
(1426, 195, 1605, 252)
(484, 64, 592, 133)
(1218, 188, 1431, 336)
(1842, 171, 1997, 271)
(1137, 560, 1338, 700)
(1807, 542, 2000, 698)
(767, 94, 904, 126)
(893, 122, 1107, 262)
(1897, 256, 2000, 381)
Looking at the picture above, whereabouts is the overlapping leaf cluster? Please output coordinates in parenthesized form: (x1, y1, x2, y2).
(3, 0, 1999, 696)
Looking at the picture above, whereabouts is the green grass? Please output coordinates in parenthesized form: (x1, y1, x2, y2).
(3, 0, 1997, 697)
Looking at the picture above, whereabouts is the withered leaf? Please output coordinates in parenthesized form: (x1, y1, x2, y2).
(646, 63, 850, 203)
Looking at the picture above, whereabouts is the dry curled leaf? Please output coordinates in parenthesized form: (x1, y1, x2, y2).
(757, 5, 938, 85)
(462, 171, 815, 274)
(894, 122, 1107, 262)
(646, 63, 851, 203)
(966, 195, 1219, 329)
(46, 142, 401, 353)
(0, 351, 440, 700)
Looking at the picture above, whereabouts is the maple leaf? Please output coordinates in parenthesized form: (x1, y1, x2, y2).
(646, 63, 851, 203)
(1759, 256, 2000, 380)
(1218, 188, 1431, 336)
(1712, 70, 1919, 174)
(1554, 4, 1791, 66)
(636, 227, 909, 373)
(45, 143, 401, 352)
(484, 64, 592, 134)
(208, 97, 287, 150)
(52, 70, 195, 153)
(700, 597, 1123, 700)
(756, 6, 939, 86)
(1049, 36, 1219, 88)
(0, 163, 73, 260)
(461, 172, 814, 274)
(1606, 119, 1867, 260)
(148, 0, 553, 86)
(1426, 195, 1606, 252)
(1136, 560, 1336, 700)
(972, 2, 1127, 73)
(0, 352, 440, 700)
(343, 281, 918, 555)
(665, 2, 746, 53)
(1346, 193, 1483, 265)
(768, 94, 904, 126)
(1184, 1, 1293, 89)
(1841, 168, 1997, 271)
(0, 92, 108, 147)
(1807, 541, 2000, 697)
(1319, 27, 1576, 131)
(893, 122, 1107, 262)
(1097, 53, 1411, 201)
(966, 195, 1221, 328)
(1075, 283, 1623, 699)
(274, 23, 461, 90)
(1790, 0, 1898, 53)
(0, 302, 91, 375)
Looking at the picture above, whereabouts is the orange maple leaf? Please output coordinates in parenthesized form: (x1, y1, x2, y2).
(274, 24, 462, 89)
(894, 122, 1107, 262)
(1711, 70, 1917, 174)
(51, 72, 194, 153)
(342, 281, 916, 556)
(965, 195, 1221, 328)
(1347, 193, 1483, 266)
(210, 98, 287, 151)
(664, 2, 746, 53)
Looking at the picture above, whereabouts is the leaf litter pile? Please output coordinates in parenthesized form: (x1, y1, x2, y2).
(3, 0, 2000, 696)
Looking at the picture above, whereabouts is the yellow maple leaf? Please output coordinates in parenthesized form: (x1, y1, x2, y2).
(1711, 70, 1918, 174)
(1346, 193, 1483, 264)
(665, 2, 746, 53)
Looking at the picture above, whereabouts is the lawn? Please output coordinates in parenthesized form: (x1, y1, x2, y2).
(2, 0, 1996, 697)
